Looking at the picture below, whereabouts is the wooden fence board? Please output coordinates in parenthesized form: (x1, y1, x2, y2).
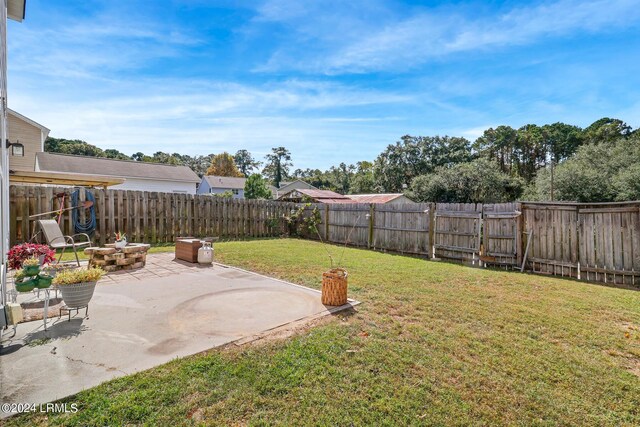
(8, 185, 640, 287)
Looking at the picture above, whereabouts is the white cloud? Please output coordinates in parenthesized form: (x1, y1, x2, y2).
(257, 0, 640, 73)
(7, 78, 409, 168)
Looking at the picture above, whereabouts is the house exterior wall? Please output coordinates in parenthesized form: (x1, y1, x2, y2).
(196, 177, 211, 195)
(110, 177, 197, 194)
(209, 187, 244, 199)
(197, 176, 245, 198)
(7, 113, 43, 172)
(274, 180, 316, 198)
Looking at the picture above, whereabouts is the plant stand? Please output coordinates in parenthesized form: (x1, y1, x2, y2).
(59, 304, 88, 322)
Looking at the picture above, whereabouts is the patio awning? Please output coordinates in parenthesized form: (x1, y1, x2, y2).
(9, 170, 125, 188)
(7, 0, 26, 22)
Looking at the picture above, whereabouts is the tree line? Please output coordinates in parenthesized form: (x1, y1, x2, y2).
(45, 116, 638, 202)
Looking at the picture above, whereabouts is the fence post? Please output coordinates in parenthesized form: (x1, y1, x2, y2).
(516, 202, 524, 267)
(428, 202, 435, 259)
(368, 203, 374, 249)
(324, 204, 330, 241)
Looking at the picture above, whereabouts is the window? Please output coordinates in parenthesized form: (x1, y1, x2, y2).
(232, 189, 240, 195)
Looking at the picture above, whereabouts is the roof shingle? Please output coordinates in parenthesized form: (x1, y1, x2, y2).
(36, 153, 200, 182)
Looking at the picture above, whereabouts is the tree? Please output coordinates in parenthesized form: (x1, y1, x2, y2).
(373, 135, 473, 192)
(263, 147, 292, 188)
(473, 126, 518, 175)
(292, 168, 333, 189)
(407, 158, 524, 203)
(206, 152, 243, 177)
(513, 124, 546, 182)
(525, 133, 640, 202)
(583, 117, 632, 145)
(244, 174, 272, 199)
(326, 162, 354, 194)
(131, 152, 146, 161)
(350, 161, 375, 194)
(45, 137, 105, 157)
(181, 154, 214, 178)
(540, 122, 584, 164)
(234, 150, 261, 177)
(104, 149, 131, 160)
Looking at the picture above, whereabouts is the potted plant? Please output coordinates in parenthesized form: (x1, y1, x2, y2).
(23, 257, 41, 276)
(114, 231, 127, 249)
(36, 272, 54, 289)
(14, 269, 37, 293)
(310, 211, 362, 306)
(53, 267, 105, 309)
(7, 243, 55, 270)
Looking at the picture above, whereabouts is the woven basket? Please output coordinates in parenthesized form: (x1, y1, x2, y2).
(321, 268, 348, 306)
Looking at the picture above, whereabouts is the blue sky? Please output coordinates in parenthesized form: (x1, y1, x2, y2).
(7, 0, 640, 169)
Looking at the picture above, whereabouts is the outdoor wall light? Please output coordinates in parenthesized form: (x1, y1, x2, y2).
(6, 139, 24, 157)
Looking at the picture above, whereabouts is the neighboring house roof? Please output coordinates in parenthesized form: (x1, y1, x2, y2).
(36, 152, 200, 182)
(278, 188, 353, 203)
(8, 108, 51, 136)
(347, 194, 410, 203)
(202, 175, 246, 190)
(277, 179, 317, 192)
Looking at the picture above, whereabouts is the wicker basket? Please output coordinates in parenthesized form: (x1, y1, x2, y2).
(321, 268, 348, 306)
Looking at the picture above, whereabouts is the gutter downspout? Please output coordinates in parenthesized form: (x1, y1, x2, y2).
(0, 0, 8, 313)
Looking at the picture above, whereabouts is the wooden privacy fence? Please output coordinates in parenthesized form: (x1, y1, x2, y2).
(522, 202, 640, 286)
(9, 185, 295, 246)
(308, 203, 434, 256)
(8, 185, 640, 287)
(305, 201, 640, 286)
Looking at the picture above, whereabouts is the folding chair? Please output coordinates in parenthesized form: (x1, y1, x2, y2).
(36, 220, 92, 266)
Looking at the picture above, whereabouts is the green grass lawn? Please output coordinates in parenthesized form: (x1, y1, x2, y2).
(9, 239, 640, 426)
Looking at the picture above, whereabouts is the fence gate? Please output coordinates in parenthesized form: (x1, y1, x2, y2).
(372, 203, 432, 256)
(434, 203, 482, 263)
(481, 203, 521, 267)
(578, 203, 640, 285)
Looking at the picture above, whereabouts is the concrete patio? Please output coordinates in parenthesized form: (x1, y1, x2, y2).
(0, 253, 357, 416)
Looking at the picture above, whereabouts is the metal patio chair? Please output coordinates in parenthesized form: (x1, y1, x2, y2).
(36, 219, 92, 266)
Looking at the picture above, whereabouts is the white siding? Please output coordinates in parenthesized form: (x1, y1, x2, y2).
(209, 187, 244, 199)
(109, 178, 196, 194)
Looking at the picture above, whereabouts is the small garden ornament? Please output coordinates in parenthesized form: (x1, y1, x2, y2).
(114, 231, 127, 249)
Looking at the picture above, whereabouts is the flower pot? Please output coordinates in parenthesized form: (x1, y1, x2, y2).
(24, 265, 40, 276)
(58, 281, 98, 309)
(15, 278, 37, 293)
(36, 274, 53, 289)
(321, 268, 348, 306)
(115, 239, 127, 250)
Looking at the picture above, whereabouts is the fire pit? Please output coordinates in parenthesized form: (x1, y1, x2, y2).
(84, 243, 151, 272)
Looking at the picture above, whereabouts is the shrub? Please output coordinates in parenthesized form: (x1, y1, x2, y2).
(7, 243, 56, 269)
